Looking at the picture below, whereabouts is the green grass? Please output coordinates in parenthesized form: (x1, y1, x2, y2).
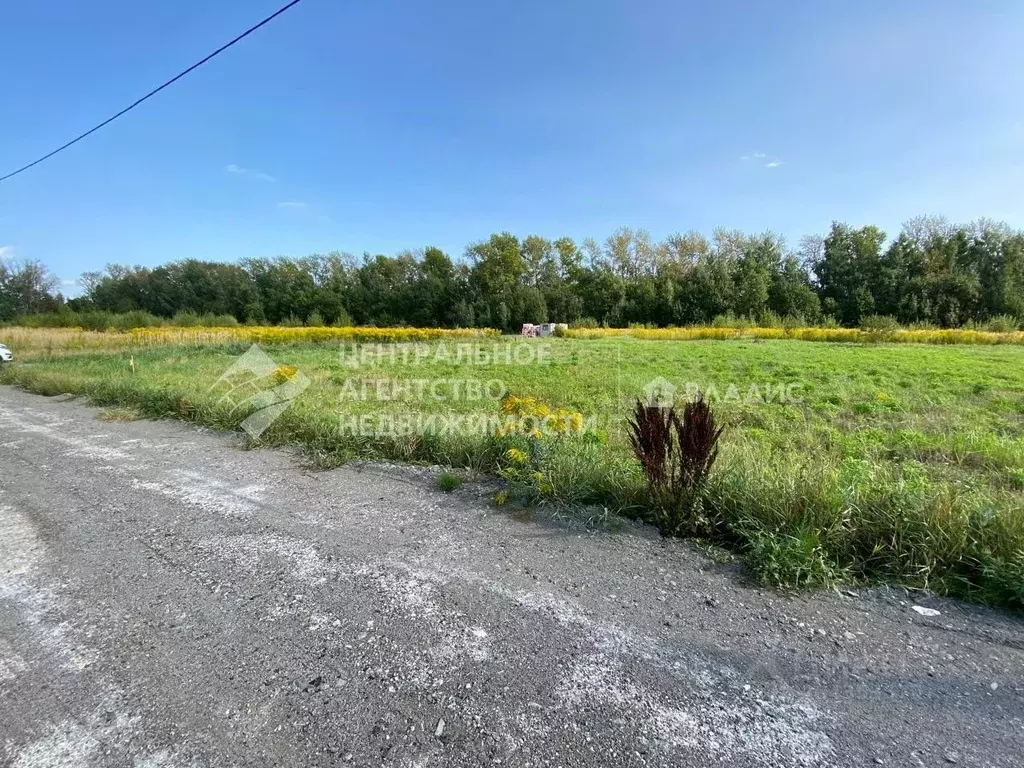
(3, 336, 1023, 608)
(436, 472, 463, 492)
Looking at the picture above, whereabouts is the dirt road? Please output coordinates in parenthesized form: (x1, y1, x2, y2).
(1, 387, 1021, 766)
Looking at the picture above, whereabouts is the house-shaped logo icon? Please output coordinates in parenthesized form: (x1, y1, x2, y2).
(210, 344, 311, 438)
(642, 376, 677, 407)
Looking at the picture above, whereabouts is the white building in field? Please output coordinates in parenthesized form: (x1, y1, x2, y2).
(522, 323, 568, 337)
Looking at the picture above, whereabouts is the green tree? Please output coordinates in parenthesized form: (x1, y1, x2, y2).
(814, 223, 886, 325)
(0, 258, 62, 319)
(468, 233, 525, 329)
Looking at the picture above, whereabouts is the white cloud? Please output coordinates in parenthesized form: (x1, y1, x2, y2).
(277, 201, 308, 209)
(0, 245, 13, 260)
(226, 164, 276, 182)
(740, 153, 783, 168)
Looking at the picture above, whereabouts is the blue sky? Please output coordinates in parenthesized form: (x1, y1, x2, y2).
(1, 0, 1023, 293)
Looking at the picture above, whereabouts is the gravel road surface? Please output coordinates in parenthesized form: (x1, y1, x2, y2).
(1, 386, 1022, 767)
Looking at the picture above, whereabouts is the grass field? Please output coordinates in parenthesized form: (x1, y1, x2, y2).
(2, 327, 1023, 608)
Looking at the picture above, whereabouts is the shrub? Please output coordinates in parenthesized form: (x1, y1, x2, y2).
(171, 311, 203, 327)
(119, 310, 163, 329)
(627, 395, 724, 536)
(860, 314, 900, 332)
(860, 314, 900, 341)
(675, 396, 724, 492)
(12, 309, 166, 331)
(781, 314, 806, 331)
(711, 313, 740, 328)
(332, 307, 354, 327)
(244, 302, 267, 325)
(984, 314, 1021, 333)
(626, 399, 673, 491)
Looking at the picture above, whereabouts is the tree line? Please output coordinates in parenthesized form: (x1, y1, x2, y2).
(3, 216, 1023, 330)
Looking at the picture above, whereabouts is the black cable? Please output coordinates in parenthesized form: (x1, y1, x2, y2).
(0, 0, 305, 184)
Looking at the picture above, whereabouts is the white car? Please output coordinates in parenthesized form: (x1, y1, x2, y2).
(0, 343, 13, 363)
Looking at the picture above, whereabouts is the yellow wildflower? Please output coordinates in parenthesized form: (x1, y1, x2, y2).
(505, 448, 529, 464)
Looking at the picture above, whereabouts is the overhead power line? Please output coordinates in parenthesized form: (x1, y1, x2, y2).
(0, 0, 305, 184)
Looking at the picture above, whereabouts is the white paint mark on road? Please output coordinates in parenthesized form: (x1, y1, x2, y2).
(0, 505, 98, 673)
(0, 636, 29, 681)
(392, 552, 835, 765)
(130, 471, 265, 518)
(0, 403, 132, 463)
(555, 652, 832, 765)
(11, 718, 103, 768)
(133, 748, 188, 767)
(8, 690, 179, 768)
